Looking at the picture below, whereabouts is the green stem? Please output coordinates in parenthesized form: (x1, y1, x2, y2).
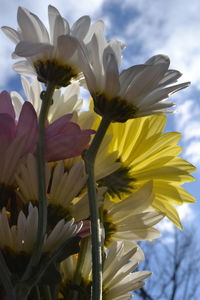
(22, 82, 55, 283)
(83, 116, 111, 300)
(72, 238, 90, 300)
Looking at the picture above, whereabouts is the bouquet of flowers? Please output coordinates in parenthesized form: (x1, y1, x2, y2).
(0, 5, 195, 300)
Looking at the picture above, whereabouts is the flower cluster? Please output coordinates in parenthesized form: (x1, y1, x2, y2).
(0, 5, 195, 300)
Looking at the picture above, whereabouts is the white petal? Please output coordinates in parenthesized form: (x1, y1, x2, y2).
(48, 5, 70, 42)
(145, 54, 170, 67)
(52, 15, 67, 46)
(57, 35, 79, 61)
(158, 69, 182, 87)
(17, 7, 42, 42)
(108, 39, 122, 68)
(84, 20, 104, 43)
(103, 47, 120, 98)
(15, 41, 53, 57)
(29, 12, 50, 43)
(71, 16, 91, 40)
(1, 26, 21, 44)
(119, 65, 148, 96)
(124, 63, 170, 102)
(13, 60, 36, 76)
(138, 82, 190, 107)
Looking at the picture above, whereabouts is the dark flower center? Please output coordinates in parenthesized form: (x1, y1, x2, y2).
(102, 210, 116, 246)
(92, 93, 138, 122)
(34, 59, 78, 88)
(98, 161, 135, 199)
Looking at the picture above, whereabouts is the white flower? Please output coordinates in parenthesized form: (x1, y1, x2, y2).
(0, 204, 82, 254)
(2, 6, 98, 87)
(102, 182, 163, 245)
(82, 38, 190, 122)
(61, 240, 151, 299)
(15, 154, 87, 211)
(11, 76, 83, 122)
(102, 241, 151, 299)
(15, 154, 108, 224)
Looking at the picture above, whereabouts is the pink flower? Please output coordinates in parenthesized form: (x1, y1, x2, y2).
(0, 90, 94, 188)
(45, 114, 95, 161)
(0, 91, 38, 186)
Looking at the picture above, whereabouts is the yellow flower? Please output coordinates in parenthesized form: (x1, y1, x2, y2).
(96, 114, 196, 228)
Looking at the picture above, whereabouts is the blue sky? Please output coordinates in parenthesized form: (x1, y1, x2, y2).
(0, 0, 199, 224)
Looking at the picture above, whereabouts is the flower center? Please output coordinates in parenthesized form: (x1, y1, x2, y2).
(47, 204, 72, 230)
(61, 278, 91, 299)
(98, 162, 135, 200)
(102, 211, 116, 246)
(92, 93, 139, 122)
(0, 184, 16, 209)
(2, 248, 30, 278)
(34, 59, 78, 88)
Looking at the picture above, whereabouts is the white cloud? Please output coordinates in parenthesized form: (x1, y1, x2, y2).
(173, 98, 200, 165)
(114, 0, 200, 165)
(184, 140, 200, 165)
(118, 0, 200, 90)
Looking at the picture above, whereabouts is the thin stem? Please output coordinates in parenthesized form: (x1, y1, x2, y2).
(83, 116, 111, 300)
(72, 238, 90, 300)
(74, 238, 90, 284)
(22, 82, 55, 282)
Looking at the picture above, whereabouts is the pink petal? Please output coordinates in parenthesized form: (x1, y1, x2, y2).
(16, 102, 38, 154)
(77, 220, 91, 238)
(0, 91, 15, 119)
(0, 114, 16, 144)
(45, 114, 73, 138)
(45, 122, 94, 161)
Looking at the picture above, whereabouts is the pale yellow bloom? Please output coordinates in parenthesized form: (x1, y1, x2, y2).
(0, 204, 82, 254)
(100, 114, 196, 228)
(61, 239, 151, 300)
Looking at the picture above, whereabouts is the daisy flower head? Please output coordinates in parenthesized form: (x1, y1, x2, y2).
(15, 155, 88, 225)
(82, 38, 190, 122)
(0, 204, 83, 277)
(2, 6, 94, 88)
(102, 241, 151, 300)
(102, 182, 163, 246)
(61, 239, 151, 299)
(97, 114, 196, 228)
(16, 154, 106, 226)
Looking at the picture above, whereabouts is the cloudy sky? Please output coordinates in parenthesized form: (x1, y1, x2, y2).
(0, 0, 199, 222)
